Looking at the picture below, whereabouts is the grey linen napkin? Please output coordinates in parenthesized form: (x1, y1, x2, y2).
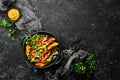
(0, 0, 16, 11)
(15, 0, 42, 33)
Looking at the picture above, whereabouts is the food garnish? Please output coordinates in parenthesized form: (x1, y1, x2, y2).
(0, 19, 17, 37)
(73, 54, 96, 79)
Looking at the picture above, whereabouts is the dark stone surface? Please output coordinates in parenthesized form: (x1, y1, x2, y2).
(0, 0, 120, 80)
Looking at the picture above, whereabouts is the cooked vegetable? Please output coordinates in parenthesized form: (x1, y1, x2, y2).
(26, 45, 31, 53)
(41, 51, 51, 63)
(46, 55, 53, 63)
(25, 33, 59, 67)
(46, 38, 56, 46)
(35, 62, 46, 67)
(42, 36, 48, 42)
(47, 42, 59, 50)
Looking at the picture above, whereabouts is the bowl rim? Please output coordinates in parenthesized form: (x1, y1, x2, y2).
(22, 31, 61, 69)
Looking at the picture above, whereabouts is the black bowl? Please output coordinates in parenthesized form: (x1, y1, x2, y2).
(21, 31, 61, 69)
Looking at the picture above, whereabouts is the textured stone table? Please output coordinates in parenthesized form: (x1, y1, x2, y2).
(0, 0, 120, 80)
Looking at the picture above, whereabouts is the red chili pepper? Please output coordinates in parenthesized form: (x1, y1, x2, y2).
(30, 52, 36, 59)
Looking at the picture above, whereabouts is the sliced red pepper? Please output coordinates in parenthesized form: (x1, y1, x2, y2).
(41, 51, 51, 63)
(46, 38, 56, 46)
(37, 40, 42, 45)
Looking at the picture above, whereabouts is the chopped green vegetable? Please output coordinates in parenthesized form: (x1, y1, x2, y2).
(32, 33, 38, 40)
(86, 54, 96, 79)
(86, 54, 94, 63)
(0, 19, 12, 28)
(34, 43, 39, 49)
(74, 62, 86, 74)
(55, 47, 59, 51)
(0, 19, 18, 37)
(25, 35, 29, 40)
(25, 35, 31, 44)
(73, 54, 96, 79)
(7, 29, 16, 37)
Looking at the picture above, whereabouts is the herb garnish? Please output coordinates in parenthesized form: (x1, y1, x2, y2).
(0, 19, 12, 28)
(0, 19, 17, 37)
(73, 54, 96, 79)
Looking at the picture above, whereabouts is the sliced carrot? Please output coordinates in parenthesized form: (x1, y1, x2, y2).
(43, 49, 49, 55)
(39, 58, 42, 61)
(30, 52, 36, 60)
(35, 62, 46, 67)
(37, 40, 42, 45)
(30, 55, 34, 60)
(41, 51, 51, 63)
(46, 38, 56, 46)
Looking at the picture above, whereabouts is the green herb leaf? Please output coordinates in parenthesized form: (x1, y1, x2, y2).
(86, 54, 94, 63)
(73, 54, 96, 79)
(25, 35, 31, 44)
(7, 29, 16, 37)
(0, 19, 12, 28)
(74, 62, 86, 74)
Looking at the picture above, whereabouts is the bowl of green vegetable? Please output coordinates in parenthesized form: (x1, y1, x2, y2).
(22, 31, 61, 69)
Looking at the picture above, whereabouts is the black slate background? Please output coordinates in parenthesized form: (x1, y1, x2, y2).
(0, 0, 120, 80)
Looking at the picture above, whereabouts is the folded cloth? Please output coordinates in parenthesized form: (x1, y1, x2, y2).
(15, 0, 42, 33)
(0, 0, 16, 11)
